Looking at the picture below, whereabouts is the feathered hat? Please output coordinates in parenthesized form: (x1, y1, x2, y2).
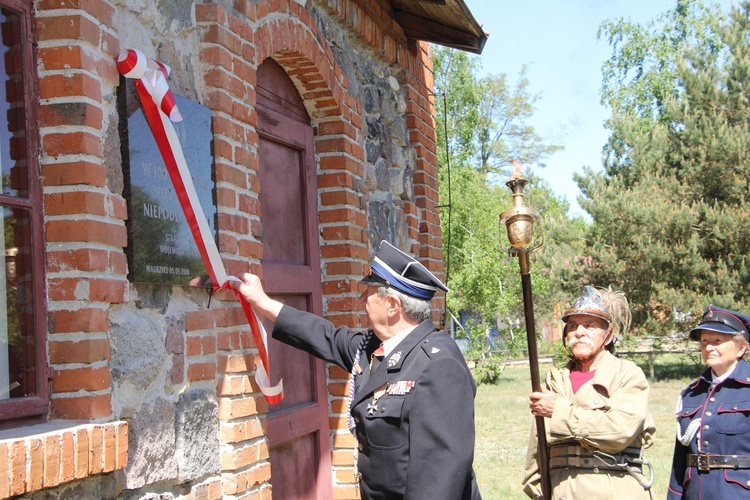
(561, 285, 632, 353)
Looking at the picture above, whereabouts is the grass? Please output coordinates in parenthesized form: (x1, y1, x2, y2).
(473, 353, 703, 499)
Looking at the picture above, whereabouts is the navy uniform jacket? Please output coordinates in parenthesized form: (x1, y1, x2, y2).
(668, 358, 750, 498)
(273, 306, 481, 500)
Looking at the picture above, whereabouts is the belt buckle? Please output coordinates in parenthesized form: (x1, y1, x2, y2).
(697, 453, 710, 471)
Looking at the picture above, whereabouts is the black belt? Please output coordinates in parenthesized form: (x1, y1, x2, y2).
(687, 453, 750, 471)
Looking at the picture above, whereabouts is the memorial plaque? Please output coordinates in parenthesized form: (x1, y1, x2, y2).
(122, 80, 216, 286)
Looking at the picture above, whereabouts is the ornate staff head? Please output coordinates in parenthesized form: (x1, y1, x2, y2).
(499, 162, 539, 272)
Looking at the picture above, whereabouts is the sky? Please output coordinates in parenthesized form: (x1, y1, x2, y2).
(463, 0, 735, 218)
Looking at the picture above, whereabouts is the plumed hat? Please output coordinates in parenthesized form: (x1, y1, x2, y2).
(360, 240, 449, 300)
(689, 305, 750, 342)
(561, 285, 632, 352)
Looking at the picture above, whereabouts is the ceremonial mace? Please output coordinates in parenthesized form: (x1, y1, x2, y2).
(499, 169, 551, 500)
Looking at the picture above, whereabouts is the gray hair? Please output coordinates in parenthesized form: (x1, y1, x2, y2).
(734, 335, 750, 358)
(377, 286, 432, 323)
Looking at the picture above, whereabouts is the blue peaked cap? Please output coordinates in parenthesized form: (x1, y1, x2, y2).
(360, 240, 449, 300)
(689, 305, 750, 342)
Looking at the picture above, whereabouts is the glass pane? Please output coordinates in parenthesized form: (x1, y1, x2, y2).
(0, 8, 27, 198)
(0, 206, 34, 399)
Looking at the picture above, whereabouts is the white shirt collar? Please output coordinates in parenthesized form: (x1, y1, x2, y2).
(381, 326, 416, 357)
(712, 364, 737, 384)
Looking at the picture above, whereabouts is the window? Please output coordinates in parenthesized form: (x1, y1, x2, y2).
(0, 0, 46, 424)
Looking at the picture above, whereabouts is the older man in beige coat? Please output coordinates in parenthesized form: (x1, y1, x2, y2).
(521, 286, 656, 500)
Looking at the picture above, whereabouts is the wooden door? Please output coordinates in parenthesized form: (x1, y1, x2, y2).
(257, 58, 333, 500)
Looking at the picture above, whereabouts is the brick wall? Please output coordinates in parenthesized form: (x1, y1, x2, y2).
(0, 0, 130, 496)
(0, 0, 446, 497)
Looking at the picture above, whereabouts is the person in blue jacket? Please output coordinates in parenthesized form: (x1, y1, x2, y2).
(233, 240, 481, 500)
(668, 305, 750, 499)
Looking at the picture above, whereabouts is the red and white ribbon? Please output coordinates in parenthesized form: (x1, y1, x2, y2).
(117, 48, 283, 405)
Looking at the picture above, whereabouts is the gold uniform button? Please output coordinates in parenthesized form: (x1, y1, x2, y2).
(355, 417, 360, 423)
(358, 443, 363, 451)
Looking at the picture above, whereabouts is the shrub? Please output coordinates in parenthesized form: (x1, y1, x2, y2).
(473, 361, 504, 385)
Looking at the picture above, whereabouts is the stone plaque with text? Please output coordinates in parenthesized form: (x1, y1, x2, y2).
(123, 82, 216, 286)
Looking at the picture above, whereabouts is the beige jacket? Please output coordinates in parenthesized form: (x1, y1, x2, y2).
(522, 351, 656, 499)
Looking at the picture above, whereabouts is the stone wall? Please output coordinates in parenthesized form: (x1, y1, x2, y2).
(0, 0, 445, 497)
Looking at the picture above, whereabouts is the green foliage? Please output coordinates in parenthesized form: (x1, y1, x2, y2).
(472, 360, 505, 385)
(580, 0, 750, 333)
(526, 174, 589, 326)
(432, 46, 582, 344)
(434, 47, 562, 177)
(551, 340, 571, 367)
(456, 317, 495, 359)
(598, 0, 726, 175)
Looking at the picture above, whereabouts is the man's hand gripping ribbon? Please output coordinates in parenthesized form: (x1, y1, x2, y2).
(117, 48, 283, 404)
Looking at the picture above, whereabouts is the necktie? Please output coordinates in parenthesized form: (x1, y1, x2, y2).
(370, 343, 384, 373)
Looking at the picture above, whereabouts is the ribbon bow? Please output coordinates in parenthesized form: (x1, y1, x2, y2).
(117, 48, 283, 404)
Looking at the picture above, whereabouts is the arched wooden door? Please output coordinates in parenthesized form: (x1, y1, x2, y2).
(256, 58, 333, 499)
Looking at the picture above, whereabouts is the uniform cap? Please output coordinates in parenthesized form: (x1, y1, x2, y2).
(360, 240, 449, 300)
(689, 305, 750, 341)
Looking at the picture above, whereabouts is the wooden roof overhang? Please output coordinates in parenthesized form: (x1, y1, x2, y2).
(387, 0, 488, 54)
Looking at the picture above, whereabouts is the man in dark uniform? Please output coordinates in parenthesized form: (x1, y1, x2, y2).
(232, 240, 481, 500)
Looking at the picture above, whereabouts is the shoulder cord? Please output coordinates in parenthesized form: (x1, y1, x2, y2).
(675, 392, 701, 446)
(348, 331, 372, 433)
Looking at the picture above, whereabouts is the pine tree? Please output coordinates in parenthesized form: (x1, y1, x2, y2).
(580, 1, 750, 333)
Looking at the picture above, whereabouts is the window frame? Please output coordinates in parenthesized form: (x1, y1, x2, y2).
(0, 0, 48, 424)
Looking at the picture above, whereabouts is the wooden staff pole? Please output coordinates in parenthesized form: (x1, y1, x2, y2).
(500, 173, 551, 500)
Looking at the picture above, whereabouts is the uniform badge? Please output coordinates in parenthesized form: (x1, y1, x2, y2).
(387, 380, 415, 395)
(367, 402, 378, 415)
(431, 347, 440, 354)
(388, 351, 402, 367)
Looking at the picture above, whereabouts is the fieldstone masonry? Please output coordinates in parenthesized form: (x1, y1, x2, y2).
(312, 4, 417, 247)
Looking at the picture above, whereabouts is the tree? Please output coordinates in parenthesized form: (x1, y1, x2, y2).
(475, 69, 563, 176)
(528, 175, 589, 327)
(598, 0, 726, 179)
(579, 0, 750, 333)
(432, 46, 575, 350)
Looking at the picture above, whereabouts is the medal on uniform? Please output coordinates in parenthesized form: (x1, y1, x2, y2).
(367, 385, 387, 415)
(387, 380, 415, 395)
